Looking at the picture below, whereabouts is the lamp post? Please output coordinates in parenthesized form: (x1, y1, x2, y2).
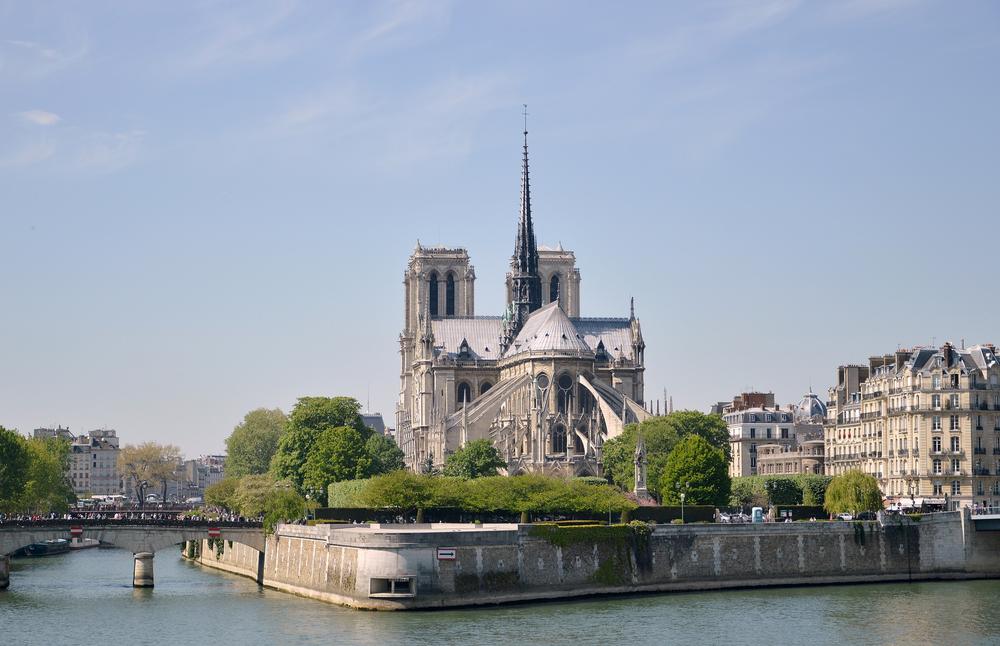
(680, 492, 686, 524)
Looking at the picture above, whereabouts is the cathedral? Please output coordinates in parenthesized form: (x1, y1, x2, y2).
(395, 129, 649, 476)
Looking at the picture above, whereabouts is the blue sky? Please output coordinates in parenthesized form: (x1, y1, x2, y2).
(2, 1, 998, 456)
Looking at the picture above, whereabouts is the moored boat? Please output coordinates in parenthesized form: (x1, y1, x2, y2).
(69, 538, 100, 550)
(23, 539, 71, 557)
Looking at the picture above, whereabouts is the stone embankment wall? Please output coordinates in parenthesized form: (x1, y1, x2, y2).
(189, 511, 1000, 610)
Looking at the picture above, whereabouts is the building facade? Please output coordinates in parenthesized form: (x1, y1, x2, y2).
(396, 131, 648, 476)
(825, 343, 1000, 510)
(69, 429, 121, 496)
(723, 391, 826, 478)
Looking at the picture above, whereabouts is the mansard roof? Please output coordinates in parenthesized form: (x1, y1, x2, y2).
(503, 302, 593, 359)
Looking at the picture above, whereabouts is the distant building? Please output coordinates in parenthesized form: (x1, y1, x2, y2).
(362, 413, 387, 436)
(177, 455, 226, 501)
(33, 425, 74, 441)
(722, 391, 827, 478)
(68, 429, 121, 496)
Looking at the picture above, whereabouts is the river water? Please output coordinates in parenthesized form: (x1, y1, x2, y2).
(3, 547, 1000, 646)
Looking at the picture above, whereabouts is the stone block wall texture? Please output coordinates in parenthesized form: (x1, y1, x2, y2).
(189, 512, 1000, 610)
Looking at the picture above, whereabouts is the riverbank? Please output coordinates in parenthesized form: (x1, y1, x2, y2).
(187, 510, 1000, 610)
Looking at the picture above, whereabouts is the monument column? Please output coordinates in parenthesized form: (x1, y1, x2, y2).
(133, 552, 154, 587)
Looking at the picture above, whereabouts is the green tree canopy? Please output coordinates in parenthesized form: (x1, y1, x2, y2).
(602, 410, 728, 498)
(365, 434, 405, 475)
(224, 408, 287, 478)
(442, 439, 505, 479)
(659, 435, 731, 507)
(205, 477, 239, 509)
(19, 437, 74, 513)
(270, 396, 368, 494)
(0, 426, 30, 512)
(824, 471, 883, 515)
(303, 426, 370, 504)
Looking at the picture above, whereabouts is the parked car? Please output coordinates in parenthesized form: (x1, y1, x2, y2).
(837, 513, 853, 521)
(855, 511, 878, 521)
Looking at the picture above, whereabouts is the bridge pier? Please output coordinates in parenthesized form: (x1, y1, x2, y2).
(1, 554, 9, 590)
(133, 552, 154, 587)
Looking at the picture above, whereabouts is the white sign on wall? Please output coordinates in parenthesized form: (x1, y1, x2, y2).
(436, 547, 457, 560)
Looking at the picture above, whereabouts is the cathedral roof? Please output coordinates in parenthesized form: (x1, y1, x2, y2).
(428, 310, 637, 363)
(431, 317, 503, 360)
(503, 302, 594, 359)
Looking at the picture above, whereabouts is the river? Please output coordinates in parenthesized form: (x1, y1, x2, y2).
(3, 547, 1000, 645)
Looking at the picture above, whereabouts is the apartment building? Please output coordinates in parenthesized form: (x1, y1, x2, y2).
(825, 343, 1000, 510)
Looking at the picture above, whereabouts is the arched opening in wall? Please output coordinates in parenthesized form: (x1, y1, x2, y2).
(557, 372, 573, 414)
(480, 382, 492, 396)
(457, 382, 472, 405)
(573, 431, 584, 454)
(446, 272, 456, 316)
(428, 272, 439, 317)
(550, 274, 560, 304)
(552, 424, 567, 454)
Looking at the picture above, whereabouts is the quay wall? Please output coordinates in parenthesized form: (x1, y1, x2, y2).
(190, 511, 1000, 610)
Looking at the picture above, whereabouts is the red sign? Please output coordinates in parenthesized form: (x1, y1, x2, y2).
(70, 526, 83, 537)
(207, 527, 221, 538)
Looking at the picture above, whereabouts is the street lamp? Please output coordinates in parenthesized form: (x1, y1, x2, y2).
(680, 492, 686, 524)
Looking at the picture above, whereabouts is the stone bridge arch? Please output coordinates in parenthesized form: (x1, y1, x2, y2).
(0, 524, 266, 589)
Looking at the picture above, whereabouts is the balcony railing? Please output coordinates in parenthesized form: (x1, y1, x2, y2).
(975, 447, 987, 455)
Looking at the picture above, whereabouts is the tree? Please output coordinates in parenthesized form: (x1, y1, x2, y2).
(602, 411, 731, 499)
(205, 477, 239, 509)
(19, 437, 74, 513)
(659, 435, 731, 507)
(365, 434, 405, 475)
(601, 417, 678, 497)
(302, 426, 370, 504)
(443, 439, 505, 479)
(668, 410, 731, 460)
(0, 426, 30, 512)
(361, 470, 434, 510)
(270, 396, 368, 494)
(118, 442, 182, 504)
(824, 471, 883, 516)
(225, 408, 287, 478)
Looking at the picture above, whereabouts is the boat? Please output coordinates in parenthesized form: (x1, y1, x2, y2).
(69, 538, 100, 550)
(23, 539, 71, 557)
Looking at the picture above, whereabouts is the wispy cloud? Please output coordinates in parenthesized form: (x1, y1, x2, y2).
(346, 0, 452, 60)
(0, 139, 56, 168)
(16, 110, 61, 126)
(74, 129, 146, 173)
(0, 38, 89, 78)
(171, 0, 303, 72)
(824, 0, 923, 22)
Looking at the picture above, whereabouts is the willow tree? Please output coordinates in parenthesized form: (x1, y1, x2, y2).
(823, 471, 882, 515)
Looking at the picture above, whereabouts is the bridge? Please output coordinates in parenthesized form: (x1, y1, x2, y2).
(0, 518, 265, 589)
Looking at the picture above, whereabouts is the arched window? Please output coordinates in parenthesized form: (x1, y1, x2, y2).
(480, 382, 492, 396)
(446, 272, 456, 316)
(550, 274, 560, 304)
(573, 431, 584, 453)
(557, 372, 573, 414)
(428, 272, 439, 317)
(457, 382, 472, 405)
(552, 424, 567, 454)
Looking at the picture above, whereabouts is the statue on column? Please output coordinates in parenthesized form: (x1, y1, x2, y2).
(634, 434, 654, 503)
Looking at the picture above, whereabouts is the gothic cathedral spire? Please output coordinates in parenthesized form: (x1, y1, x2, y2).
(502, 112, 542, 352)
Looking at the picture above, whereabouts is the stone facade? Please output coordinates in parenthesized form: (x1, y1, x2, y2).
(723, 391, 825, 478)
(396, 133, 647, 476)
(825, 343, 1000, 510)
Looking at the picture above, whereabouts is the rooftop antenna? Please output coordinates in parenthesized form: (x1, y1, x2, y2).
(522, 103, 529, 134)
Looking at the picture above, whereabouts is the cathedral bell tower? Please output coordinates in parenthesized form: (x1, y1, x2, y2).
(501, 125, 542, 352)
